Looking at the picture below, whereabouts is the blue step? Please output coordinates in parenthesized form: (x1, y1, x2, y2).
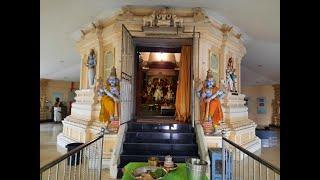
(125, 132, 196, 144)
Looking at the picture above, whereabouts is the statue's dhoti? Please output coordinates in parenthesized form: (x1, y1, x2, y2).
(88, 68, 95, 87)
(99, 96, 115, 124)
(200, 98, 223, 125)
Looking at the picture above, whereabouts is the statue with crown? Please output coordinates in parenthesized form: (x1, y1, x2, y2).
(196, 69, 225, 135)
(97, 67, 120, 133)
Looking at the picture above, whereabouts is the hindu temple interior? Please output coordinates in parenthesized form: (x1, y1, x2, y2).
(41, 1, 280, 179)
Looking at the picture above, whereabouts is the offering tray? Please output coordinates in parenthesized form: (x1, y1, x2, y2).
(158, 161, 178, 172)
(131, 166, 167, 180)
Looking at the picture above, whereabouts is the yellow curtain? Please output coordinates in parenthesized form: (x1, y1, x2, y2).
(175, 46, 192, 122)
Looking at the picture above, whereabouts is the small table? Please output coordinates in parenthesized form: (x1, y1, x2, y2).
(121, 162, 209, 180)
(160, 106, 175, 116)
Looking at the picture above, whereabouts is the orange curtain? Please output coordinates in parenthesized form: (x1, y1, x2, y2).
(175, 46, 192, 122)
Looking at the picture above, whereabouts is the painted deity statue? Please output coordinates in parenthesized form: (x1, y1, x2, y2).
(165, 85, 174, 102)
(197, 70, 225, 125)
(226, 57, 237, 92)
(146, 80, 154, 96)
(153, 85, 163, 102)
(98, 67, 120, 128)
(86, 49, 97, 87)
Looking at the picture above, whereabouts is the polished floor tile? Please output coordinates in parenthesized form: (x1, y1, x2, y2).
(254, 128, 280, 168)
(40, 122, 114, 179)
(40, 122, 64, 167)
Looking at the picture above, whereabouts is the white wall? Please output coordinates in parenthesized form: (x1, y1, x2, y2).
(242, 85, 274, 127)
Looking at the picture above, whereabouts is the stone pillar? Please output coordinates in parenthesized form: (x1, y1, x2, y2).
(236, 58, 241, 94)
(79, 55, 85, 89)
(220, 93, 261, 152)
(193, 32, 200, 124)
(272, 84, 280, 127)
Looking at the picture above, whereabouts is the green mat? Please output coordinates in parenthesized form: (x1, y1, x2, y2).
(121, 162, 209, 180)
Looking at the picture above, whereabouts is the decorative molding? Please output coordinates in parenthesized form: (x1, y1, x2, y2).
(142, 7, 184, 28)
(120, 5, 134, 20)
(193, 7, 206, 22)
(220, 24, 233, 34)
(235, 33, 242, 39)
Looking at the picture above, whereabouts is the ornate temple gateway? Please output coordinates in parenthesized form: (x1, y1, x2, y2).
(57, 6, 261, 178)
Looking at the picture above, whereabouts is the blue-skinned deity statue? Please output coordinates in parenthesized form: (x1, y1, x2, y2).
(86, 49, 97, 87)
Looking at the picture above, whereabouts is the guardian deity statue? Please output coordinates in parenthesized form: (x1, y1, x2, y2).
(197, 70, 225, 126)
(97, 67, 120, 128)
(86, 49, 97, 87)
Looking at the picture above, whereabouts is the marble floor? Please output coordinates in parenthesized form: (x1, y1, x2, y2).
(254, 128, 280, 169)
(40, 122, 65, 167)
(40, 122, 280, 179)
(40, 122, 113, 179)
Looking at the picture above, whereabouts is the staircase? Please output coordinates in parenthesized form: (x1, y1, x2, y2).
(117, 122, 199, 178)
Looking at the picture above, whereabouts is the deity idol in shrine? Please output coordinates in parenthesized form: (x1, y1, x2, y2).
(153, 85, 163, 102)
(165, 85, 174, 102)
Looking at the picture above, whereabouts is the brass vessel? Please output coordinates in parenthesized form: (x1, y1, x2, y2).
(148, 157, 159, 166)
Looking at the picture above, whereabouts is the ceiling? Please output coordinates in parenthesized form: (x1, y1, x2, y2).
(40, 0, 279, 87)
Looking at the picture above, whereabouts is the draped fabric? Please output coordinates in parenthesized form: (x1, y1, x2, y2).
(99, 96, 115, 124)
(199, 86, 224, 125)
(99, 84, 119, 124)
(175, 46, 192, 122)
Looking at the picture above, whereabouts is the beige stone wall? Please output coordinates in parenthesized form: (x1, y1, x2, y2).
(40, 79, 80, 120)
(46, 80, 80, 103)
(242, 85, 275, 127)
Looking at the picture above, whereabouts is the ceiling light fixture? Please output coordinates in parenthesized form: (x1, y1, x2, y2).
(160, 52, 164, 62)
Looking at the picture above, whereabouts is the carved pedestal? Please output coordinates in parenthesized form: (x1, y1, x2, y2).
(218, 93, 261, 152)
(57, 89, 118, 168)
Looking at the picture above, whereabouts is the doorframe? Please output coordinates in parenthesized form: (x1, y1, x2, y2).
(122, 27, 200, 124)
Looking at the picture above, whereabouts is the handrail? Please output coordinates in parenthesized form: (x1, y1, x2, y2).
(222, 137, 280, 175)
(119, 120, 132, 126)
(121, 72, 132, 80)
(40, 128, 105, 173)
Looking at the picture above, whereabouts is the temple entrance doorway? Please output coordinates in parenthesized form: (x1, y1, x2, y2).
(133, 38, 193, 123)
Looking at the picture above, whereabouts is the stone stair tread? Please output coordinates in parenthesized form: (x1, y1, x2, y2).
(123, 142, 197, 145)
(126, 131, 194, 134)
(124, 139, 195, 144)
(117, 122, 199, 178)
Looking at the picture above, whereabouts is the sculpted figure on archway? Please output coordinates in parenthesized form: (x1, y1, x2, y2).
(86, 49, 97, 87)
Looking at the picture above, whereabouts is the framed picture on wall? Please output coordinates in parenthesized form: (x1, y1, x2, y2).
(104, 48, 115, 80)
(208, 50, 219, 83)
(257, 97, 266, 114)
(52, 92, 63, 103)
